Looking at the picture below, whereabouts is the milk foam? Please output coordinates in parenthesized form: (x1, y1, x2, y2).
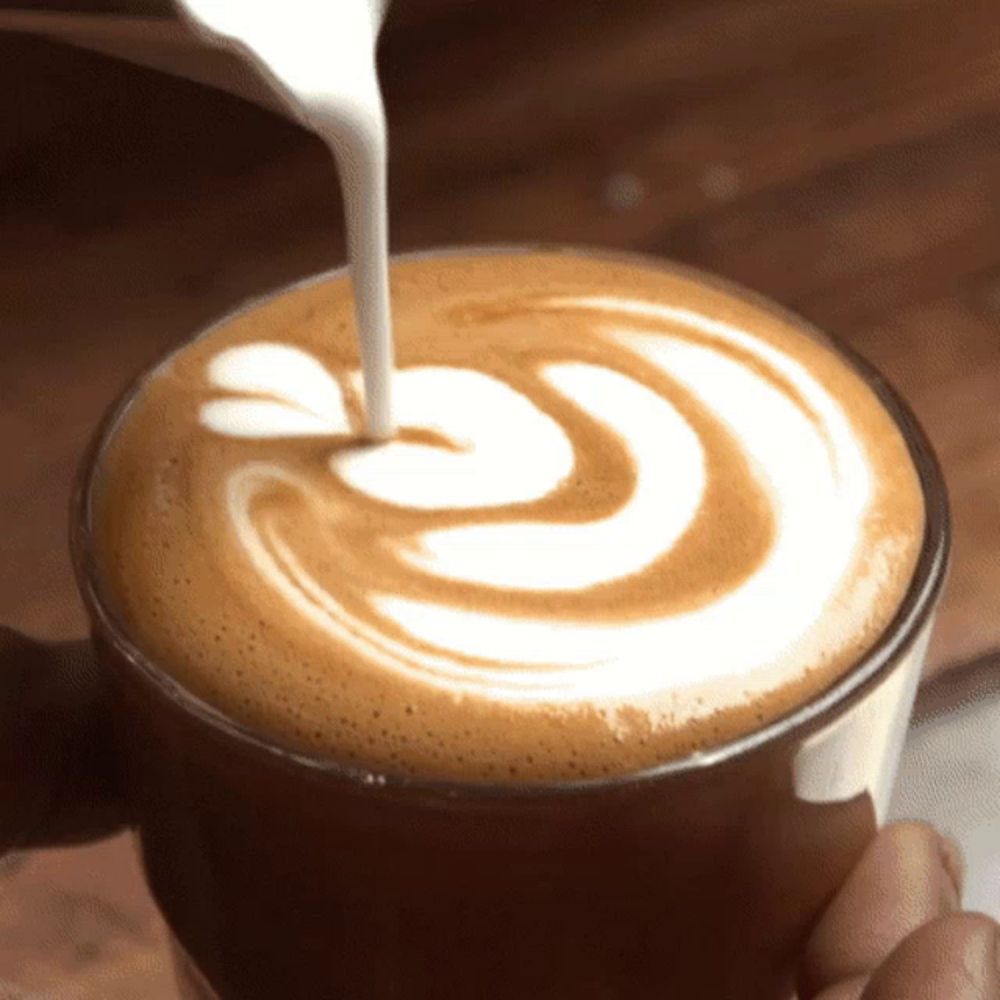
(203, 303, 864, 710)
(94, 253, 925, 780)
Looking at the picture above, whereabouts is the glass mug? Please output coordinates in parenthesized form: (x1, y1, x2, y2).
(10, 248, 949, 999)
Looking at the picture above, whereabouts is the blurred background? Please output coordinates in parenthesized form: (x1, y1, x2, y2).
(1, 0, 999, 995)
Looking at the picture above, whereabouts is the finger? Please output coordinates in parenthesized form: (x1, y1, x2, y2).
(862, 913, 1000, 999)
(0, 629, 128, 852)
(34, 638, 131, 845)
(799, 821, 963, 997)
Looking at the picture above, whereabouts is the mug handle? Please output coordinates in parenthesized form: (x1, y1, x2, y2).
(0, 627, 128, 855)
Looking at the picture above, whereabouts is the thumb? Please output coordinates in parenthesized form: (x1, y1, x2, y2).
(861, 913, 1000, 999)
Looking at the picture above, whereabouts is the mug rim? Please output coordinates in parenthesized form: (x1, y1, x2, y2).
(70, 242, 951, 798)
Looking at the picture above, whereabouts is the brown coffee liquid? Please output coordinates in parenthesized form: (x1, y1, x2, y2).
(93, 251, 924, 781)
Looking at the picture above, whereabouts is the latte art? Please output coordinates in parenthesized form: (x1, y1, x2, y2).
(95, 252, 924, 780)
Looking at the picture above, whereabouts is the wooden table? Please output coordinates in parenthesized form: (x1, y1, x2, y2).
(2, 1, 999, 994)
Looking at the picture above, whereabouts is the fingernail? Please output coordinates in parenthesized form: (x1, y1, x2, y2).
(969, 921, 1000, 986)
(956, 921, 1000, 993)
(938, 834, 966, 906)
(981, 924, 1000, 983)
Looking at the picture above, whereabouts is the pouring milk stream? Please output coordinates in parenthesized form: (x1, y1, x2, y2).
(176, 0, 394, 438)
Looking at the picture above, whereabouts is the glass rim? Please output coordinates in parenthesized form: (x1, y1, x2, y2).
(70, 242, 951, 799)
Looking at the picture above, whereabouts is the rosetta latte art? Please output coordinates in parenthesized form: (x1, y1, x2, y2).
(202, 297, 871, 715)
(96, 253, 924, 779)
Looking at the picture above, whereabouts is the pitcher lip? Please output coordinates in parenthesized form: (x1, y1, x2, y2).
(69, 243, 951, 799)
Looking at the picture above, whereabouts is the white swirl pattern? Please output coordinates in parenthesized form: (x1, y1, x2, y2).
(197, 293, 886, 728)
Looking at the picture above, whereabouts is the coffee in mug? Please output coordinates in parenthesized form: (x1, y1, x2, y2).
(75, 248, 944, 998)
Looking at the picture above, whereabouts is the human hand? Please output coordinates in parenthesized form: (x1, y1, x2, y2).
(800, 821, 998, 999)
(0, 627, 126, 854)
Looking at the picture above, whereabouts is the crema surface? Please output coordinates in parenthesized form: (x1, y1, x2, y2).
(94, 252, 925, 781)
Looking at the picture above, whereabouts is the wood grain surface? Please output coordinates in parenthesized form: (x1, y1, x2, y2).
(2, 1, 999, 994)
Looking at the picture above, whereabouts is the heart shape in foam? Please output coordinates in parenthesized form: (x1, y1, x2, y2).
(202, 343, 350, 436)
(201, 343, 576, 510)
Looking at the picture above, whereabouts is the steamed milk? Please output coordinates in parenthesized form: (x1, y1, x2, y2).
(176, 0, 394, 437)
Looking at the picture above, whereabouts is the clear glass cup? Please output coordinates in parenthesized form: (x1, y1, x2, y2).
(69, 247, 949, 1000)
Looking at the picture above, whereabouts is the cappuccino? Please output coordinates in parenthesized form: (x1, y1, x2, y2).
(94, 250, 924, 782)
